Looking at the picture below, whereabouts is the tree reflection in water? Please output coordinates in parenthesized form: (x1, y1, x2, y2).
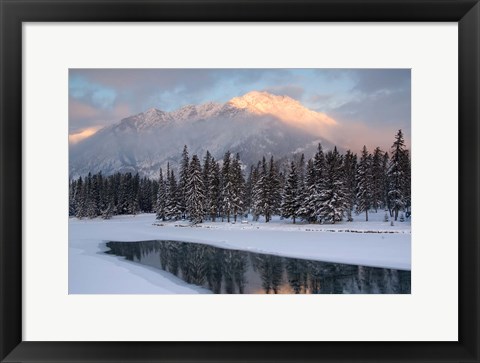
(106, 240, 411, 294)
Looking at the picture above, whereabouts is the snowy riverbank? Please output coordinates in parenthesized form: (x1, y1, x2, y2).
(69, 213, 411, 294)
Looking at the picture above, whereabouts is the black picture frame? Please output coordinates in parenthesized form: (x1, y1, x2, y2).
(1, 0, 479, 362)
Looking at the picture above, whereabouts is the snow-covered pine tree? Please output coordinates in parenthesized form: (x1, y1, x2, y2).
(102, 197, 114, 220)
(128, 173, 140, 215)
(281, 161, 301, 223)
(156, 168, 167, 221)
(401, 149, 411, 215)
(388, 129, 408, 221)
(252, 157, 268, 222)
(178, 145, 190, 219)
(106, 174, 119, 217)
(318, 147, 348, 224)
(186, 154, 205, 224)
(97, 173, 106, 214)
(151, 178, 159, 212)
(302, 143, 325, 222)
(208, 159, 221, 222)
(298, 159, 317, 222)
(356, 146, 373, 221)
(382, 151, 390, 212)
(265, 156, 281, 222)
(101, 177, 110, 216)
(138, 177, 153, 213)
(74, 177, 86, 218)
(277, 169, 286, 196)
(85, 172, 98, 218)
(343, 150, 357, 221)
(230, 153, 245, 222)
(116, 173, 129, 214)
(221, 151, 233, 222)
(296, 154, 306, 217)
(371, 147, 385, 212)
(203, 150, 213, 220)
(297, 153, 306, 186)
(245, 165, 254, 216)
(164, 164, 179, 220)
(100, 177, 115, 219)
(93, 173, 103, 216)
(249, 163, 261, 221)
(69, 179, 77, 216)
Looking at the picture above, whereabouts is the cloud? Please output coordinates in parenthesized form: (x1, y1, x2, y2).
(329, 86, 410, 129)
(69, 126, 102, 144)
(69, 97, 133, 133)
(352, 69, 411, 93)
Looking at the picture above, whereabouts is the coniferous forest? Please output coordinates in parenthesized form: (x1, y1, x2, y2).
(69, 129, 411, 224)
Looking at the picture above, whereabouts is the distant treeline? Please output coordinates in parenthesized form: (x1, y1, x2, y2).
(69, 129, 411, 224)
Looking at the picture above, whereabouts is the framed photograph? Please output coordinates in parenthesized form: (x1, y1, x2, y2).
(1, 0, 479, 362)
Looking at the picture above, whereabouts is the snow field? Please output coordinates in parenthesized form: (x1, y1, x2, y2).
(69, 213, 410, 294)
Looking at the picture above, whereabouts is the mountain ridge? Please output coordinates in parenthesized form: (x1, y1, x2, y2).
(70, 91, 339, 179)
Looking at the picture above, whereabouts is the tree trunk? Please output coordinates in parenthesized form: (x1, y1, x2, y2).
(293, 216, 296, 224)
(366, 210, 368, 222)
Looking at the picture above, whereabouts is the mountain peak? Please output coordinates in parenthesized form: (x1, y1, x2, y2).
(228, 90, 337, 128)
(228, 91, 296, 110)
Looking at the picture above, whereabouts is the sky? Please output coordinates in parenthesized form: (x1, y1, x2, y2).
(69, 69, 411, 151)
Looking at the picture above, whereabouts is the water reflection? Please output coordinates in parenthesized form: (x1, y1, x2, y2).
(105, 240, 411, 294)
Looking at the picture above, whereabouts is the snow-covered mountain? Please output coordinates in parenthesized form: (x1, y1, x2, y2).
(69, 91, 338, 179)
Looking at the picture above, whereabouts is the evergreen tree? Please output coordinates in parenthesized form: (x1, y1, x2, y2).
(252, 157, 268, 222)
(401, 149, 411, 214)
(139, 177, 154, 213)
(245, 165, 254, 216)
(296, 154, 306, 217)
(178, 145, 190, 219)
(129, 173, 140, 215)
(302, 143, 325, 222)
(281, 161, 301, 223)
(298, 159, 317, 222)
(165, 164, 180, 220)
(265, 156, 281, 222)
(343, 150, 357, 221)
(203, 151, 213, 220)
(230, 153, 245, 222)
(356, 146, 373, 221)
(116, 173, 129, 214)
(186, 155, 205, 223)
(371, 147, 385, 212)
(74, 177, 87, 218)
(249, 163, 261, 221)
(156, 168, 167, 221)
(208, 159, 221, 222)
(382, 151, 390, 211)
(221, 151, 233, 222)
(388, 130, 408, 221)
(85, 172, 98, 218)
(318, 147, 347, 224)
(101, 177, 115, 219)
(69, 180, 77, 216)
(102, 200, 114, 219)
